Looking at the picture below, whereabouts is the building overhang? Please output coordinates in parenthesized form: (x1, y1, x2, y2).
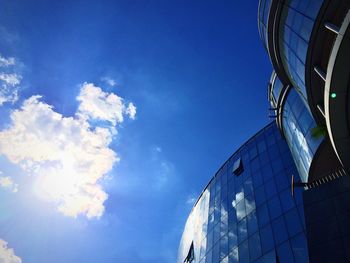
(305, 0, 350, 126)
(324, 9, 350, 173)
(308, 137, 343, 182)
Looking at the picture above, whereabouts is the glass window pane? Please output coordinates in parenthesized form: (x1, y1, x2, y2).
(275, 170, 290, 192)
(257, 203, 270, 227)
(261, 163, 274, 182)
(236, 200, 246, 221)
(221, 255, 229, 263)
(284, 208, 303, 237)
(272, 158, 284, 174)
(238, 240, 249, 263)
(228, 222, 238, 251)
(252, 170, 263, 188)
(214, 223, 221, 243)
(247, 211, 258, 236)
(265, 179, 277, 199)
(220, 235, 229, 260)
(248, 232, 262, 261)
(260, 224, 275, 253)
(257, 139, 267, 153)
(221, 218, 228, 237)
(228, 208, 237, 224)
(249, 146, 258, 160)
(280, 188, 296, 212)
(268, 195, 282, 220)
(213, 241, 220, 263)
(259, 151, 269, 166)
(245, 195, 256, 216)
(290, 232, 308, 263)
(206, 249, 212, 263)
(244, 179, 254, 197)
(277, 241, 294, 263)
(229, 247, 239, 263)
(255, 249, 276, 263)
(272, 217, 288, 245)
(255, 185, 266, 207)
(207, 230, 213, 252)
(238, 218, 248, 244)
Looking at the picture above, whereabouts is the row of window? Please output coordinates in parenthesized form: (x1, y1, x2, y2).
(202, 218, 307, 263)
(282, 88, 323, 182)
(278, 0, 323, 103)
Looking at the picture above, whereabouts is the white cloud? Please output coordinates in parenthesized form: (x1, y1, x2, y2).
(0, 239, 22, 263)
(0, 54, 21, 106)
(101, 76, 117, 87)
(126, 102, 137, 120)
(0, 73, 21, 86)
(0, 84, 136, 219)
(0, 56, 15, 67)
(77, 82, 134, 126)
(0, 172, 18, 193)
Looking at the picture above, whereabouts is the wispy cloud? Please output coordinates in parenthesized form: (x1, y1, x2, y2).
(0, 54, 22, 106)
(101, 76, 117, 87)
(186, 195, 197, 206)
(149, 146, 176, 191)
(0, 239, 22, 263)
(153, 161, 174, 189)
(0, 26, 20, 46)
(0, 172, 18, 193)
(0, 83, 136, 219)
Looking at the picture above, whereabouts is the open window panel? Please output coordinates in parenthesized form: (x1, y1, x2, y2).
(232, 157, 244, 176)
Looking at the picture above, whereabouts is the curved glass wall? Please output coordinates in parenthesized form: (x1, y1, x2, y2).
(258, 0, 272, 50)
(278, 0, 323, 103)
(178, 123, 308, 263)
(282, 88, 323, 182)
(271, 74, 284, 104)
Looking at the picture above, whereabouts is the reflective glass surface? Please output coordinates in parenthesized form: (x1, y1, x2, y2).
(271, 75, 283, 104)
(258, 0, 272, 50)
(282, 88, 323, 182)
(178, 123, 308, 263)
(278, 0, 323, 102)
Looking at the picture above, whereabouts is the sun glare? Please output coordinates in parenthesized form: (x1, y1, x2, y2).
(33, 156, 79, 202)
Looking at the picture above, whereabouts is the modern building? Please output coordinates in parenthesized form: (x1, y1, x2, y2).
(258, 0, 350, 177)
(178, 123, 309, 263)
(178, 0, 350, 262)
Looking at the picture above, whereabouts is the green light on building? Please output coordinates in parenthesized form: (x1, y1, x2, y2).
(331, 93, 337, 99)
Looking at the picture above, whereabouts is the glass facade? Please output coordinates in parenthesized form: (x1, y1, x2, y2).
(282, 88, 323, 182)
(178, 123, 308, 263)
(270, 74, 284, 105)
(258, 0, 272, 50)
(279, 0, 323, 102)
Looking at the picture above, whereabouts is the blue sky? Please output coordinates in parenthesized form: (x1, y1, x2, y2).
(0, 1, 272, 262)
